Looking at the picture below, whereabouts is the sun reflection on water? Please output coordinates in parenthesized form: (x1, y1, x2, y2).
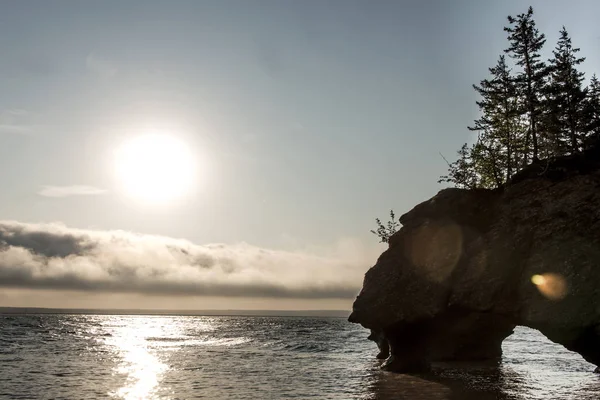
(4, 315, 595, 399)
(101, 317, 178, 400)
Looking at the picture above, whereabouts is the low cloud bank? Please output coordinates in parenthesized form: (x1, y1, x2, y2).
(38, 185, 107, 197)
(0, 221, 379, 299)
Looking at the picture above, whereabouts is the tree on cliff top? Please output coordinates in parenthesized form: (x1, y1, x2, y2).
(440, 6, 599, 190)
(504, 6, 547, 163)
(470, 55, 523, 186)
(438, 143, 479, 189)
(379, 6, 600, 241)
(370, 210, 399, 244)
(545, 27, 587, 155)
(440, 56, 524, 189)
(583, 74, 600, 144)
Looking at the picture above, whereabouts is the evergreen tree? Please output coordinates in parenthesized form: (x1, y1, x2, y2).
(504, 6, 548, 162)
(469, 55, 522, 183)
(438, 7, 597, 193)
(583, 74, 600, 144)
(545, 27, 587, 154)
(438, 143, 479, 189)
(470, 135, 504, 188)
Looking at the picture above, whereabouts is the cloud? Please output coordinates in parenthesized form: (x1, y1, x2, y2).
(0, 109, 34, 135)
(0, 221, 379, 299)
(38, 185, 108, 198)
(86, 52, 117, 78)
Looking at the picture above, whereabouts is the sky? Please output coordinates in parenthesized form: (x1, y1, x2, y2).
(0, 0, 599, 310)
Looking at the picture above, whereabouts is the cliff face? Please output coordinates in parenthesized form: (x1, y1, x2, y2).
(349, 146, 600, 373)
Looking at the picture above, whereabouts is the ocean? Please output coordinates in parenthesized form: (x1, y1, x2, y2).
(1, 314, 598, 399)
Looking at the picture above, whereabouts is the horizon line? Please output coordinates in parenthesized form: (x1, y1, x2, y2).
(0, 306, 351, 318)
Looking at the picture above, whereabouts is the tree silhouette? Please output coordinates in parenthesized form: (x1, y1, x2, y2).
(583, 74, 600, 144)
(545, 27, 587, 154)
(440, 6, 599, 190)
(370, 210, 400, 244)
(469, 55, 523, 184)
(386, 6, 600, 237)
(504, 6, 547, 163)
(439, 144, 480, 189)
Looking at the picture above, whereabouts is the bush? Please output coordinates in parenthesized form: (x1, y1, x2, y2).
(370, 210, 400, 243)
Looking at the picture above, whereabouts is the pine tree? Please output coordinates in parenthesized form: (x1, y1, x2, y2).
(438, 7, 597, 193)
(545, 27, 587, 154)
(470, 135, 504, 188)
(469, 55, 522, 183)
(438, 144, 479, 189)
(504, 6, 548, 163)
(583, 74, 600, 145)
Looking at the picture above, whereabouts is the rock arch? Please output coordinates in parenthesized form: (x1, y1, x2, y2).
(350, 151, 600, 372)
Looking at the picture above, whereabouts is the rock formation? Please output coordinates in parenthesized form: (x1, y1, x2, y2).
(349, 145, 600, 373)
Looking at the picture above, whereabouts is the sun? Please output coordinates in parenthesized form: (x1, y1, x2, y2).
(115, 134, 195, 204)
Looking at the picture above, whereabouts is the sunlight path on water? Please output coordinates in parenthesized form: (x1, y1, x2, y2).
(101, 317, 172, 399)
(98, 316, 218, 399)
(2, 315, 599, 399)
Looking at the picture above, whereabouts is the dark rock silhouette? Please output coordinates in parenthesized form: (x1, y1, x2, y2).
(350, 143, 600, 373)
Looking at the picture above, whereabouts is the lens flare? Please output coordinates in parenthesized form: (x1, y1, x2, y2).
(531, 275, 546, 286)
(405, 221, 463, 282)
(531, 273, 568, 301)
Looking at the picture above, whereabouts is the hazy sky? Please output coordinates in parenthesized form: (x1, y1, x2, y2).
(0, 1, 599, 309)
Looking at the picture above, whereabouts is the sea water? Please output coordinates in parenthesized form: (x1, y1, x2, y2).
(1, 314, 599, 399)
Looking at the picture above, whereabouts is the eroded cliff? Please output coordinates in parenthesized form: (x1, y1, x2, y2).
(350, 145, 600, 372)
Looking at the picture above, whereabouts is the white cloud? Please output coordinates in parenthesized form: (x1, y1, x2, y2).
(38, 185, 108, 198)
(0, 109, 34, 135)
(0, 221, 380, 299)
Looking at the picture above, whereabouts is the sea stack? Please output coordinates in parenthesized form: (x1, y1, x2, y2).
(349, 143, 600, 373)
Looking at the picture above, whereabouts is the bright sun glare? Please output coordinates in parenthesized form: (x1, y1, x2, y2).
(115, 134, 195, 204)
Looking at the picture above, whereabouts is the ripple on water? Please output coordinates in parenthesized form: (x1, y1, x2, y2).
(1, 316, 599, 399)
